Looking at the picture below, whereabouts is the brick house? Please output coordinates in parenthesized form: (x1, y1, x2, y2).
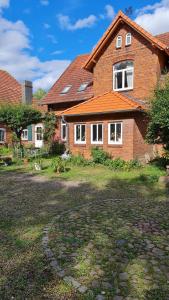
(42, 11, 169, 162)
(0, 70, 46, 147)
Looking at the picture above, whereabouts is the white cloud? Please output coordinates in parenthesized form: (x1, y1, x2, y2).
(47, 34, 57, 44)
(0, 16, 70, 91)
(0, 0, 9, 12)
(57, 14, 97, 31)
(135, 0, 169, 34)
(44, 23, 50, 29)
(40, 0, 49, 6)
(51, 50, 63, 55)
(105, 4, 115, 19)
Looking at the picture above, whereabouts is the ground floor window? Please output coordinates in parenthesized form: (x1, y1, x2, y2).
(108, 122, 122, 144)
(0, 128, 6, 143)
(21, 129, 28, 140)
(61, 121, 67, 141)
(91, 123, 103, 144)
(74, 124, 86, 144)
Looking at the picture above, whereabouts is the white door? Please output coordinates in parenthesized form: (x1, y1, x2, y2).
(35, 124, 43, 148)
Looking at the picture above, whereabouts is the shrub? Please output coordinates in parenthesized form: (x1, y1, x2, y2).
(49, 141, 65, 155)
(69, 154, 91, 167)
(51, 157, 67, 173)
(124, 159, 141, 171)
(91, 147, 110, 164)
(0, 146, 12, 156)
(104, 157, 126, 170)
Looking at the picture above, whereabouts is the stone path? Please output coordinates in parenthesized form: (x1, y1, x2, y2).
(42, 198, 169, 299)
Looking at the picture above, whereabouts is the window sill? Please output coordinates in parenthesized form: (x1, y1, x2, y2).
(108, 143, 123, 147)
(113, 88, 133, 92)
(91, 142, 103, 145)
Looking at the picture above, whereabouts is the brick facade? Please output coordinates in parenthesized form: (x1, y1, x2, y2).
(66, 112, 155, 161)
(93, 23, 168, 100)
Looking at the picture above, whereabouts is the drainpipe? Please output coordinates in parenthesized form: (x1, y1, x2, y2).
(61, 115, 69, 152)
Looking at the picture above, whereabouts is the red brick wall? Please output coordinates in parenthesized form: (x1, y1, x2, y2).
(0, 124, 12, 146)
(65, 112, 156, 161)
(93, 23, 168, 100)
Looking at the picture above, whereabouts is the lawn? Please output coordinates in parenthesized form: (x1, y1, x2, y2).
(0, 161, 169, 299)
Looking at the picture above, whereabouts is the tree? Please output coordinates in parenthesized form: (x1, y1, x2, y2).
(43, 112, 57, 144)
(0, 104, 42, 146)
(146, 78, 169, 150)
(33, 88, 47, 100)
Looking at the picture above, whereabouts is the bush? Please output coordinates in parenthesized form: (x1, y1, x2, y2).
(124, 159, 142, 171)
(49, 141, 65, 155)
(91, 147, 110, 164)
(0, 146, 12, 156)
(69, 154, 91, 167)
(104, 157, 126, 170)
(51, 157, 67, 173)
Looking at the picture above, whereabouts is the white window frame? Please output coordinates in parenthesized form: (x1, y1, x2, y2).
(126, 33, 131, 46)
(113, 61, 134, 91)
(78, 82, 89, 92)
(61, 121, 67, 141)
(60, 85, 72, 94)
(91, 123, 103, 144)
(116, 36, 122, 48)
(108, 122, 123, 145)
(21, 129, 28, 141)
(0, 128, 6, 143)
(74, 124, 86, 144)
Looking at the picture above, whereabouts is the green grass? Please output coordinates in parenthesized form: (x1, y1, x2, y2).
(0, 159, 168, 299)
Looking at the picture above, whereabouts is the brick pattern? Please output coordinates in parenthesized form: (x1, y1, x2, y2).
(66, 112, 154, 161)
(93, 23, 168, 100)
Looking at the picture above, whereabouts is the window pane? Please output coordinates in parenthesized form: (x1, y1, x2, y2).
(36, 127, 43, 140)
(124, 70, 133, 88)
(92, 125, 97, 141)
(98, 124, 103, 141)
(81, 125, 85, 141)
(116, 123, 122, 142)
(115, 71, 122, 89)
(114, 61, 133, 71)
(0, 130, 4, 142)
(110, 124, 115, 142)
(76, 125, 80, 141)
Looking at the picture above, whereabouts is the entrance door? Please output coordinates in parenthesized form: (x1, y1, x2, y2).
(35, 124, 43, 148)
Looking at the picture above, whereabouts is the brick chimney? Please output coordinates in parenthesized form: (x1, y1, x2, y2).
(22, 80, 32, 105)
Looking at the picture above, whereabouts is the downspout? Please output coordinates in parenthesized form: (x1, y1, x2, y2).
(61, 115, 69, 152)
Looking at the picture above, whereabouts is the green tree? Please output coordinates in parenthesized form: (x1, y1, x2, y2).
(43, 112, 57, 144)
(33, 88, 47, 100)
(0, 104, 42, 146)
(146, 78, 169, 150)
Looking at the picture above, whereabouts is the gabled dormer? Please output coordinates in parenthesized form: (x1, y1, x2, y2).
(84, 11, 169, 100)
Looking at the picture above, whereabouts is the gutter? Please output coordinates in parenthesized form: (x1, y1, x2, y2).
(62, 108, 145, 118)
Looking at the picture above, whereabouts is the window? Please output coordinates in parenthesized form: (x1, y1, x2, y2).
(91, 124, 103, 144)
(61, 121, 67, 141)
(21, 129, 28, 140)
(116, 36, 122, 48)
(108, 122, 122, 144)
(36, 126, 43, 141)
(78, 82, 89, 92)
(74, 124, 86, 144)
(126, 33, 131, 46)
(60, 85, 72, 94)
(113, 60, 134, 91)
(0, 128, 5, 143)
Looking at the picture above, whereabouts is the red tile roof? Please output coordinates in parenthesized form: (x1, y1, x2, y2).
(59, 91, 145, 116)
(156, 32, 169, 47)
(84, 11, 169, 72)
(41, 54, 93, 105)
(0, 70, 22, 105)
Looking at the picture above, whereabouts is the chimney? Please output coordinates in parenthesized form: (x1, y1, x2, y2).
(22, 80, 32, 105)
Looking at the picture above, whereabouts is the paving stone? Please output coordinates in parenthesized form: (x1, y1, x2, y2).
(113, 296, 123, 300)
(78, 285, 88, 294)
(96, 295, 105, 300)
(119, 272, 128, 280)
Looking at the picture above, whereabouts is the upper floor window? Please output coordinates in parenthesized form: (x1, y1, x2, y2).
(60, 85, 72, 94)
(126, 33, 131, 46)
(0, 128, 5, 143)
(21, 129, 28, 140)
(113, 60, 134, 91)
(74, 124, 86, 144)
(116, 36, 122, 48)
(78, 82, 89, 92)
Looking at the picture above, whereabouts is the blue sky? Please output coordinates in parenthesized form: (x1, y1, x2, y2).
(0, 0, 169, 91)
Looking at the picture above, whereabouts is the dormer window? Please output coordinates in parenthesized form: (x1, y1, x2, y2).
(113, 60, 134, 91)
(126, 33, 131, 46)
(60, 85, 72, 94)
(116, 36, 122, 48)
(78, 82, 89, 92)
